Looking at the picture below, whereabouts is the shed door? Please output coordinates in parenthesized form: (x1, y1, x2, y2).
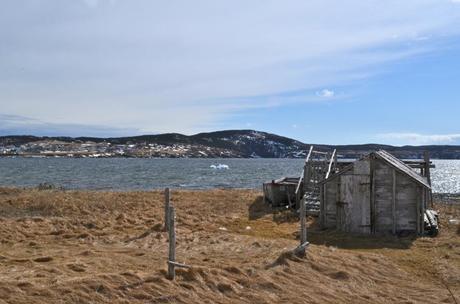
(337, 175, 353, 232)
(351, 175, 371, 234)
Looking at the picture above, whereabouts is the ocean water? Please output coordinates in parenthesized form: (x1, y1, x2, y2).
(430, 160, 460, 194)
(0, 158, 458, 193)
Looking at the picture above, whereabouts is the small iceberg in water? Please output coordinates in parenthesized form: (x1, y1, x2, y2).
(210, 164, 229, 170)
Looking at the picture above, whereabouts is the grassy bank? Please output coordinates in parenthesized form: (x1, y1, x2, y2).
(0, 188, 459, 303)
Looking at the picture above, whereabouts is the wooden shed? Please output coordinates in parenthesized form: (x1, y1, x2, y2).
(319, 150, 431, 235)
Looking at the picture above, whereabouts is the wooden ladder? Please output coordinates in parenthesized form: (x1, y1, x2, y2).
(295, 146, 337, 215)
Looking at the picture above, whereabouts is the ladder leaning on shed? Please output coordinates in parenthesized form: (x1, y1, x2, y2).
(295, 146, 337, 215)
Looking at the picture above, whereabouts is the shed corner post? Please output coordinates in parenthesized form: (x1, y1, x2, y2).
(416, 186, 421, 236)
(421, 187, 428, 236)
(369, 156, 376, 235)
(392, 169, 396, 235)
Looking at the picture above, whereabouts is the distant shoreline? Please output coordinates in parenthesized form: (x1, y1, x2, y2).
(2, 154, 460, 160)
(2, 130, 460, 159)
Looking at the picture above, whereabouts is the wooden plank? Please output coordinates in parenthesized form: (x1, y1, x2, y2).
(324, 181, 339, 228)
(395, 176, 418, 233)
(407, 164, 435, 169)
(423, 152, 431, 184)
(295, 168, 304, 198)
(167, 207, 176, 280)
(301, 146, 313, 198)
(333, 151, 338, 171)
(310, 150, 328, 155)
(370, 157, 376, 234)
(421, 188, 426, 235)
(336, 176, 341, 230)
(339, 175, 353, 232)
(424, 151, 433, 208)
(325, 149, 336, 179)
(353, 158, 370, 175)
(392, 169, 396, 235)
(168, 261, 191, 268)
(373, 159, 396, 234)
(300, 196, 307, 244)
(375, 150, 430, 189)
(416, 187, 420, 235)
(301, 166, 310, 210)
(352, 174, 370, 234)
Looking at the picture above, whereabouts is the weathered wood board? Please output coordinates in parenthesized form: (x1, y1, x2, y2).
(323, 177, 338, 228)
(320, 153, 426, 235)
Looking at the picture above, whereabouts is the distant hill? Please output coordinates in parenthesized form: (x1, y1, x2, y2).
(1, 130, 460, 159)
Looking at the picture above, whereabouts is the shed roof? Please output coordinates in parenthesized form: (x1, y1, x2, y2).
(320, 150, 431, 189)
(374, 150, 431, 188)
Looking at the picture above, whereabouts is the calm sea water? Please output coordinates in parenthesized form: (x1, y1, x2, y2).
(0, 158, 458, 193)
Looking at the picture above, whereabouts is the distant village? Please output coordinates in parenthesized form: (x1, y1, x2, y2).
(0, 140, 242, 158)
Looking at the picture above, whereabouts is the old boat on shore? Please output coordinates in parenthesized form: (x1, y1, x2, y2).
(263, 177, 300, 208)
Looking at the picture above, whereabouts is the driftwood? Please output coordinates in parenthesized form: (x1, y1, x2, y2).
(168, 261, 191, 268)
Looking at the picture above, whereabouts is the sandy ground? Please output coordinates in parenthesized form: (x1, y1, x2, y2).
(0, 188, 459, 304)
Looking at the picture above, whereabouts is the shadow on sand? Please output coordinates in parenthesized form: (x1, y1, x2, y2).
(249, 196, 415, 250)
(307, 217, 416, 250)
(248, 196, 299, 223)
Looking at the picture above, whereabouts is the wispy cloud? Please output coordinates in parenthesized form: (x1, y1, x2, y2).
(1, 1, 460, 135)
(378, 132, 460, 145)
(0, 114, 141, 137)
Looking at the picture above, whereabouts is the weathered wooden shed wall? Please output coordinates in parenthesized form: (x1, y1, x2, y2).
(320, 153, 427, 235)
(321, 158, 371, 234)
(322, 176, 338, 229)
(373, 158, 422, 234)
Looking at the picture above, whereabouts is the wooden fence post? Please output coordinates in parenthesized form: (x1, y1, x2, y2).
(300, 197, 307, 245)
(167, 206, 176, 280)
(423, 151, 433, 208)
(293, 196, 308, 257)
(164, 188, 170, 231)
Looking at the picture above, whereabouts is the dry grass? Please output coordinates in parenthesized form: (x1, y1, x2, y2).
(0, 188, 459, 304)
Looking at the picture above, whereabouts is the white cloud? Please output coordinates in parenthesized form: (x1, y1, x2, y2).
(316, 89, 335, 98)
(0, 1, 460, 134)
(379, 133, 460, 145)
(0, 114, 140, 137)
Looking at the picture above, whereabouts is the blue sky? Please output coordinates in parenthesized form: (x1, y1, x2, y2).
(1, 0, 460, 145)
